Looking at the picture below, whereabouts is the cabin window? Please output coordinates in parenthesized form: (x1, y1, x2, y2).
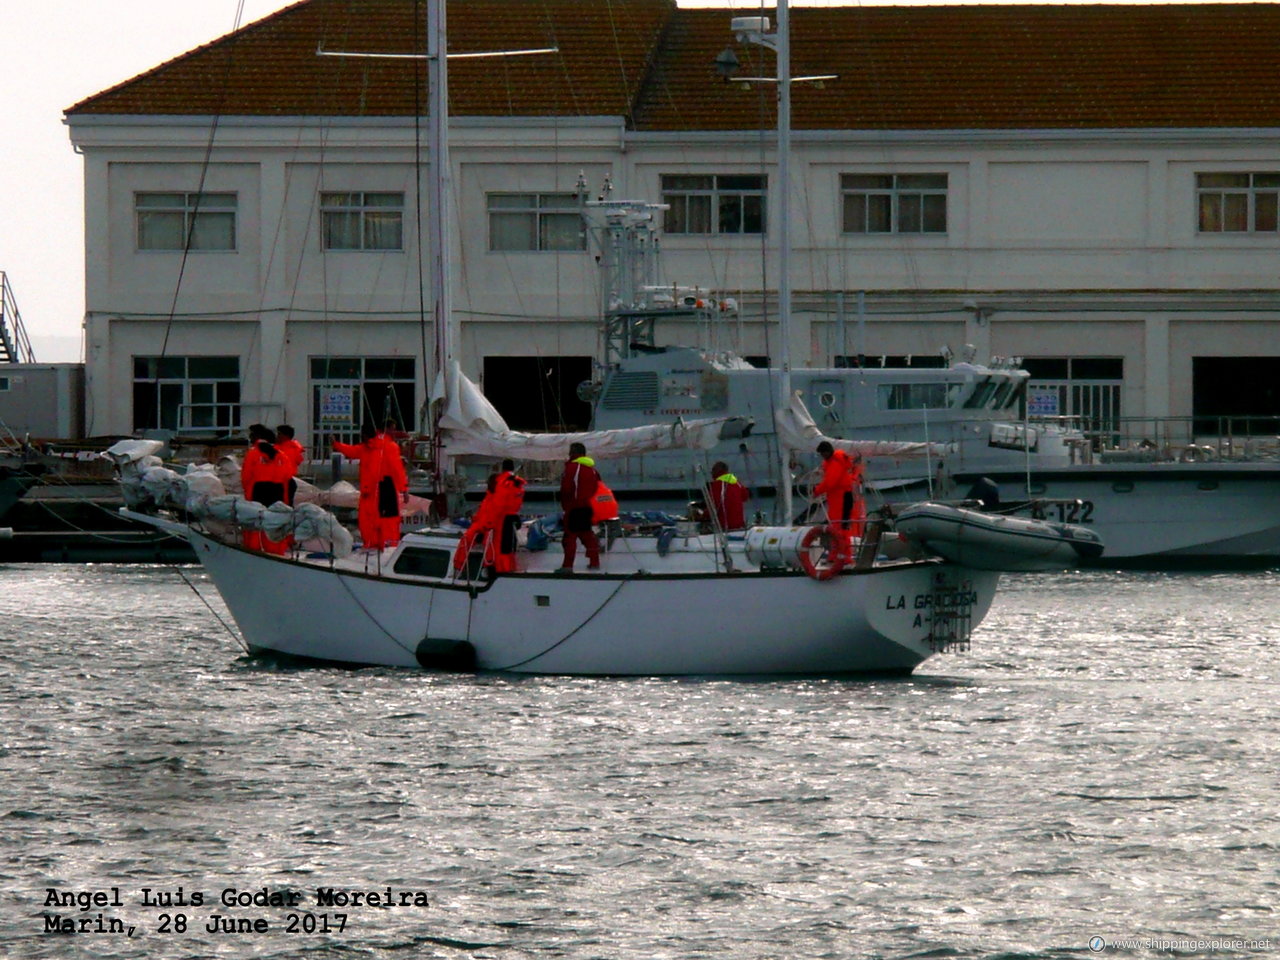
(661, 175, 766, 235)
(990, 377, 1024, 410)
(136, 192, 237, 251)
(880, 382, 951, 410)
(841, 174, 947, 234)
(837, 355, 947, 369)
(321, 192, 404, 250)
(487, 193, 583, 251)
(1197, 173, 1280, 233)
(962, 377, 1000, 410)
(393, 547, 453, 578)
(133, 356, 240, 433)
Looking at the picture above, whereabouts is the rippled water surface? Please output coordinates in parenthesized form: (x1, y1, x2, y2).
(1, 564, 1277, 959)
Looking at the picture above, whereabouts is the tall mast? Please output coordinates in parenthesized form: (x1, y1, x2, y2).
(729, 0, 835, 523)
(427, 0, 454, 390)
(775, 0, 794, 521)
(731, 1, 795, 521)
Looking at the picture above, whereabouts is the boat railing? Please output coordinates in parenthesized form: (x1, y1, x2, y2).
(1029, 414, 1280, 462)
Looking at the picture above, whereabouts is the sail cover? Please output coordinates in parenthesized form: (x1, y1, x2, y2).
(434, 362, 749, 461)
(774, 390, 947, 460)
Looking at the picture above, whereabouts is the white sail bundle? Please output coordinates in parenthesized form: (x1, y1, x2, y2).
(104, 440, 354, 557)
(774, 390, 949, 460)
(194, 496, 353, 557)
(434, 362, 749, 460)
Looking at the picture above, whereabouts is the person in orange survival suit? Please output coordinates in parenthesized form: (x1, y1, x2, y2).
(274, 423, 305, 504)
(706, 460, 749, 531)
(558, 442, 600, 573)
(331, 422, 408, 550)
(240, 424, 292, 555)
(453, 472, 502, 572)
(493, 459, 526, 573)
(378, 428, 409, 546)
(814, 440, 864, 562)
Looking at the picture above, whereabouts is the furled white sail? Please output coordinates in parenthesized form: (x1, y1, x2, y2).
(774, 389, 946, 459)
(434, 362, 749, 460)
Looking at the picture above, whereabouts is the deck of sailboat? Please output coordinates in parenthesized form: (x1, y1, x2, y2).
(277, 525, 920, 581)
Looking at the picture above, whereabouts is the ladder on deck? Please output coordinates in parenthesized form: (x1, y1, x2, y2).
(0, 272, 36, 364)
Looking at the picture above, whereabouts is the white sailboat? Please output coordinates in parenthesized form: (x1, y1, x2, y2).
(119, 0, 1010, 675)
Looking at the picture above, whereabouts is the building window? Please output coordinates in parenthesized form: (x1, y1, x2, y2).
(1023, 357, 1123, 436)
(487, 193, 583, 251)
(1192, 357, 1280, 435)
(133, 356, 240, 432)
(310, 357, 416, 453)
(483, 356, 593, 430)
(661, 175, 766, 235)
(841, 174, 947, 234)
(136, 193, 237, 250)
(321, 192, 404, 250)
(1197, 173, 1280, 232)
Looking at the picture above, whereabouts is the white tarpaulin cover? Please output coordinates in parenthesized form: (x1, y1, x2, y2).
(111, 450, 355, 558)
(773, 390, 948, 460)
(434, 362, 746, 460)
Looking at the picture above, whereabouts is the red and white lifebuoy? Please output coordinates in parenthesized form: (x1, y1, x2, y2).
(798, 525, 845, 581)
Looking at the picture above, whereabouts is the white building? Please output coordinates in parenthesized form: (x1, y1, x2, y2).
(65, 0, 1280, 451)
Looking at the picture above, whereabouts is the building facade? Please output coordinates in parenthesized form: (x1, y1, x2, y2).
(65, 0, 1280, 449)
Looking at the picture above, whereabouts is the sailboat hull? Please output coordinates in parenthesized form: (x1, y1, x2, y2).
(185, 528, 998, 675)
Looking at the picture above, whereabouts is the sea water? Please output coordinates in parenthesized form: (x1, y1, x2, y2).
(0, 564, 1276, 959)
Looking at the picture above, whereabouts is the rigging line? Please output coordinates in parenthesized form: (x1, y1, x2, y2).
(489, 571, 640, 672)
(24, 494, 180, 539)
(602, 0, 633, 126)
(333, 561, 420, 657)
(156, 0, 249, 369)
(172, 562, 248, 653)
(546, 12, 580, 115)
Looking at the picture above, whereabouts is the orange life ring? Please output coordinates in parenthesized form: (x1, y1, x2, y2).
(798, 525, 845, 581)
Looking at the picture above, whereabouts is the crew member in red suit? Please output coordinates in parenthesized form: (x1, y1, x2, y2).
(332, 422, 408, 550)
(453, 472, 501, 572)
(241, 424, 292, 554)
(706, 460, 749, 531)
(814, 440, 864, 561)
(493, 459, 526, 573)
(275, 423, 305, 503)
(558, 442, 600, 572)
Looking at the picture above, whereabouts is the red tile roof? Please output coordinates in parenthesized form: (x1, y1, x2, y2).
(66, 0, 674, 122)
(66, 1, 1280, 131)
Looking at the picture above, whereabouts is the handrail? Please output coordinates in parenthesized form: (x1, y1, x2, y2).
(1030, 413, 1280, 461)
(0, 272, 37, 364)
